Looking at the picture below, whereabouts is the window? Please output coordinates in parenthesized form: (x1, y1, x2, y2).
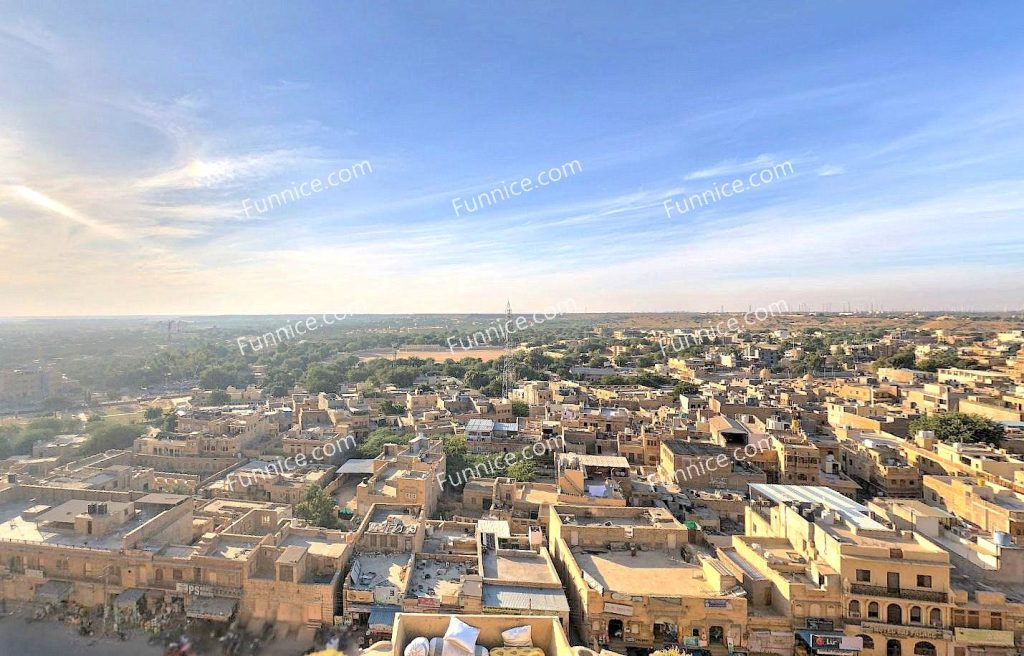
(868, 602, 880, 619)
(856, 569, 871, 582)
(848, 600, 861, 617)
(929, 608, 942, 627)
(914, 642, 937, 656)
(910, 606, 922, 623)
(917, 575, 932, 588)
(172, 569, 183, 581)
(858, 636, 875, 650)
(890, 548, 904, 559)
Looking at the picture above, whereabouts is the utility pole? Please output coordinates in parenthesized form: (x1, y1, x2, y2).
(501, 301, 515, 399)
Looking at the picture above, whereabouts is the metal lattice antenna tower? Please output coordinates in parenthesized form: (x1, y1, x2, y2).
(501, 300, 515, 399)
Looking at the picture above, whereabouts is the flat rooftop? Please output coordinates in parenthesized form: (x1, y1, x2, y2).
(558, 506, 679, 528)
(280, 532, 348, 559)
(482, 551, 557, 585)
(367, 510, 420, 534)
(0, 499, 158, 551)
(407, 558, 474, 599)
(210, 536, 260, 561)
(349, 552, 410, 590)
(572, 548, 712, 597)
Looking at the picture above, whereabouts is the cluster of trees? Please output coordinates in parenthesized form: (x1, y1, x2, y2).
(0, 416, 146, 459)
(908, 412, 1005, 445)
(294, 485, 340, 529)
(356, 427, 414, 458)
(377, 400, 407, 415)
(916, 351, 978, 372)
(874, 349, 917, 371)
(441, 434, 539, 487)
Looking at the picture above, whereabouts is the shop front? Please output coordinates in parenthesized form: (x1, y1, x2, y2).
(796, 631, 863, 656)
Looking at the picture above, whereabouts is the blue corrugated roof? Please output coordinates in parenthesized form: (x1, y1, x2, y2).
(368, 606, 399, 627)
(482, 585, 569, 613)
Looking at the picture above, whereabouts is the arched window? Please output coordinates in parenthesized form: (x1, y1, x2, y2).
(887, 639, 902, 656)
(849, 600, 861, 617)
(910, 606, 922, 623)
(914, 642, 936, 656)
(887, 603, 903, 625)
(868, 601, 880, 619)
(929, 608, 941, 626)
(858, 635, 875, 649)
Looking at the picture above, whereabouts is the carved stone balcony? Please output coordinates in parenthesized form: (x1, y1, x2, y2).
(848, 583, 947, 603)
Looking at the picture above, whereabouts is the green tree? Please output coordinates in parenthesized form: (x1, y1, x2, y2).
(304, 364, 342, 394)
(144, 407, 163, 422)
(82, 422, 147, 454)
(163, 409, 179, 432)
(357, 428, 413, 458)
(206, 390, 231, 405)
(378, 400, 407, 415)
(511, 401, 530, 417)
(442, 434, 470, 487)
(673, 382, 700, 396)
(917, 352, 977, 372)
(874, 349, 916, 371)
(266, 383, 289, 398)
(909, 412, 1005, 445)
(199, 366, 235, 390)
(41, 396, 72, 413)
(505, 458, 536, 482)
(294, 485, 339, 528)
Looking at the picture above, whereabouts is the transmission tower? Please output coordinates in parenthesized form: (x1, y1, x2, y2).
(501, 300, 515, 399)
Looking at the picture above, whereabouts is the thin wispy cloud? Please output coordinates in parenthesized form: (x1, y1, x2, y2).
(11, 185, 128, 240)
(683, 154, 779, 180)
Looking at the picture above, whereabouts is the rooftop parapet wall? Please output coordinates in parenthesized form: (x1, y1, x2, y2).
(10, 483, 134, 504)
(122, 496, 193, 549)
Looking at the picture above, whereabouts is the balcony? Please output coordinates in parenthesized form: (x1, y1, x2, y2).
(848, 583, 947, 603)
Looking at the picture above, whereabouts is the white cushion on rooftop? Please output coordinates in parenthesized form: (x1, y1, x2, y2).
(443, 616, 481, 653)
(501, 626, 533, 648)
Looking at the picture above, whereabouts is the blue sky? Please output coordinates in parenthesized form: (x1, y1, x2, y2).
(1, 1, 1023, 315)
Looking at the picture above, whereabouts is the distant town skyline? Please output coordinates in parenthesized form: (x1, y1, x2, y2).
(2, 2, 1023, 315)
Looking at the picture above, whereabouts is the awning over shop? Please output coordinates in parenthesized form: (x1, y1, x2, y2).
(35, 580, 73, 602)
(185, 597, 237, 621)
(115, 588, 146, 607)
(796, 631, 863, 654)
(368, 606, 399, 632)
